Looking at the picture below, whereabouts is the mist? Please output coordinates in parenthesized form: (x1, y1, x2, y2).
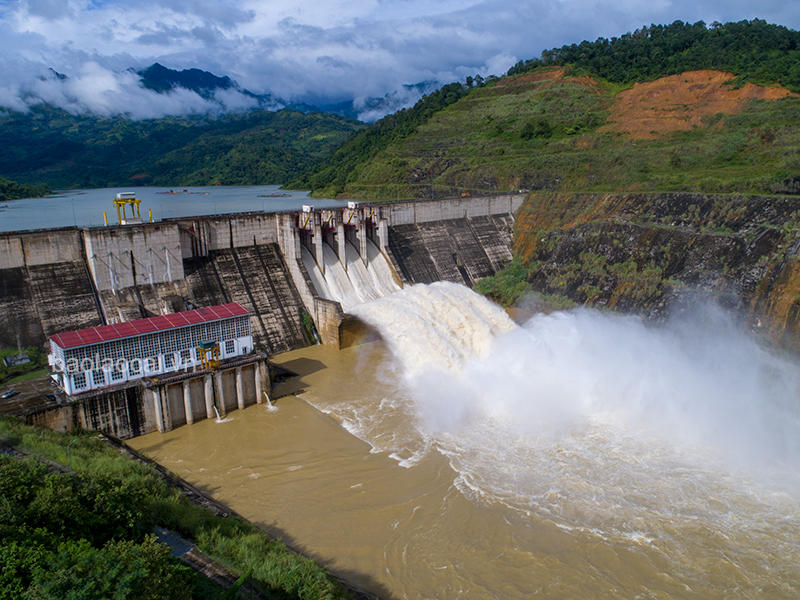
(355, 285, 800, 487)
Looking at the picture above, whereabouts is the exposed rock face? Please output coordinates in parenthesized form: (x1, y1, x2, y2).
(600, 70, 797, 139)
(515, 192, 800, 348)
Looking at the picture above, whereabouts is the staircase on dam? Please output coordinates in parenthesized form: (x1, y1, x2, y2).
(98, 281, 186, 324)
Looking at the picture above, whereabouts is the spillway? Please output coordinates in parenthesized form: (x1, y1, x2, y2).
(303, 239, 400, 311)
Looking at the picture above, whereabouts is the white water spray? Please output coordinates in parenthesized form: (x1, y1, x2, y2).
(306, 281, 800, 572)
(303, 239, 400, 310)
(213, 405, 232, 423)
(263, 390, 278, 412)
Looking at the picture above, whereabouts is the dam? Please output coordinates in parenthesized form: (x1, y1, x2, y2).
(4, 190, 800, 598)
(0, 193, 522, 437)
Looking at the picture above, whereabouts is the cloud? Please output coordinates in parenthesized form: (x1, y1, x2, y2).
(1, 0, 799, 120)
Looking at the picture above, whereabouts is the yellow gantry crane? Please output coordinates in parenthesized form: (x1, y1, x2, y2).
(196, 342, 220, 370)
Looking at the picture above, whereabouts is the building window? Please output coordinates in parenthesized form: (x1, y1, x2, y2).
(73, 372, 87, 390)
(110, 367, 124, 381)
(128, 359, 141, 376)
(180, 349, 192, 366)
(164, 353, 176, 370)
(146, 357, 159, 373)
(225, 340, 235, 356)
(92, 369, 106, 387)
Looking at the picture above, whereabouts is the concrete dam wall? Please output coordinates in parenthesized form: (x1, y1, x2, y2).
(0, 228, 104, 348)
(1, 196, 524, 352)
(2, 194, 523, 438)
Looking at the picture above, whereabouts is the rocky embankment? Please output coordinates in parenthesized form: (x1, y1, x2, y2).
(515, 192, 800, 348)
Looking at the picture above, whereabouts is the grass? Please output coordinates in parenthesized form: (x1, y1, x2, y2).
(4, 368, 49, 384)
(0, 346, 48, 385)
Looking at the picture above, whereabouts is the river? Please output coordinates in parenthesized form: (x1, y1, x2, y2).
(0, 185, 342, 232)
(128, 284, 800, 599)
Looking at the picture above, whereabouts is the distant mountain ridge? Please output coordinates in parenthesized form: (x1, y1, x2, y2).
(0, 106, 365, 189)
(138, 63, 236, 95)
(135, 62, 437, 122)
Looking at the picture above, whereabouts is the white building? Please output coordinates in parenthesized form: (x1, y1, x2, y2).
(49, 303, 253, 395)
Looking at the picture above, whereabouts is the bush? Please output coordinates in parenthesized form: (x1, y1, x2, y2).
(473, 257, 533, 306)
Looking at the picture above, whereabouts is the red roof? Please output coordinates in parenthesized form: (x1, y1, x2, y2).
(50, 303, 250, 350)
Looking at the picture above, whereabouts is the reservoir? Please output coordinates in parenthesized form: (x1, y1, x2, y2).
(128, 285, 800, 599)
(0, 185, 342, 232)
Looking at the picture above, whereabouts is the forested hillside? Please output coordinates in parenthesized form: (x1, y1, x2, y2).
(0, 107, 364, 190)
(509, 19, 800, 91)
(292, 19, 800, 200)
(0, 177, 48, 201)
(287, 81, 479, 195)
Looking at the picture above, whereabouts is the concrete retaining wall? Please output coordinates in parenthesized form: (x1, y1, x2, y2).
(173, 213, 280, 258)
(84, 223, 184, 292)
(0, 261, 104, 348)
(0, 228, 83, 269)
(374, 194, 524, 226)
(24, 359, 268, 439)
(387, 214, 515, 286)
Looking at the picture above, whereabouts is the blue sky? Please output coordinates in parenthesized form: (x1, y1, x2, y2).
(1, 0, 799, 120)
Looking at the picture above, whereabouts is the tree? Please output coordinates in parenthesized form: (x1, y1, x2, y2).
(26, 536, 194, 600)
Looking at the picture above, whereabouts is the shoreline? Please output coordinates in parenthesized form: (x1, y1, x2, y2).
(103, 431, 380, 600)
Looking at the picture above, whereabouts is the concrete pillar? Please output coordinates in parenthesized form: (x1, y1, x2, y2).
(358, 221, 368, 266)
(255, 362, 263, 404)
(377, 219, 389, 253)
(162, 385, 174, 432)
(314, 216, 325, 275)
(337, 223, 346, 272)
(152, 388, 164, 433)
(183, 380, 194, 425)
(214, 371, 226, 417)
(204, 374, 215, 419)
(236, 366, 245, 410)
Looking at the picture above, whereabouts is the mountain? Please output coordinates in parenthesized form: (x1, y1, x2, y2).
(290, 19, 800, 200)
(136, 62, 435, 122)
(0, 107, 365, 189)
(139, 62, 237, 95)
(137, 62, 284, 111)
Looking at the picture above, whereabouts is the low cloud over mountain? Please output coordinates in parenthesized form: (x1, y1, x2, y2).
(1, 0, 798, 121)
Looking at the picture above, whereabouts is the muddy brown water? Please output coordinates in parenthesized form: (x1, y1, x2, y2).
(128, 336, 800, 600)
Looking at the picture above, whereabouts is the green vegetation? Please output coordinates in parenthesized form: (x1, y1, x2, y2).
(0, 347, 48, 385)
(0, 417, 352, 600)
(290, 19, 800, 200)
(473, 257, 533, 305)
(0, 177, 48, 201)
(313, 70, 800, 198)
(0, 107, 364, 189)
(509, 19, 800, 92)
(287, 81, 478, 197)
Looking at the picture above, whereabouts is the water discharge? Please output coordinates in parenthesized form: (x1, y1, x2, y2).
(130, 282, 800, 599)
(301, 239, 400, 311)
